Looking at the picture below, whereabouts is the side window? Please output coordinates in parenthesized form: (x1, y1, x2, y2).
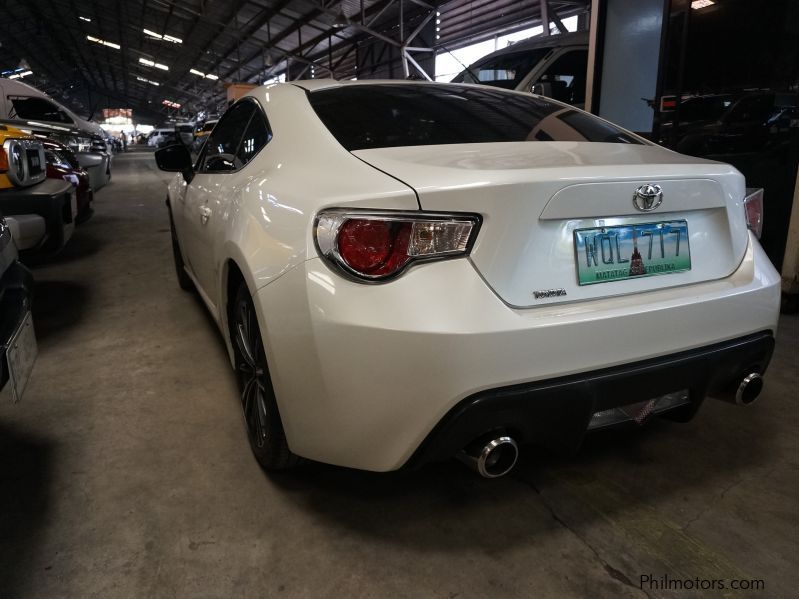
(8, 96, 74, 124)
(236, 109, 271, 166)
(532, 49, 589, 106)
(200, 101, 255, 173)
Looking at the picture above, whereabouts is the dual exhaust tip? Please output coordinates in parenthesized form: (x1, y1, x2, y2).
(456, 373, 763, 479)
(734, 372, 763, 406)
(457, 435, 519, 478)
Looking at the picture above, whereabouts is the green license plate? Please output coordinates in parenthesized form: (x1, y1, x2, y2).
(573, 220, 691, 285)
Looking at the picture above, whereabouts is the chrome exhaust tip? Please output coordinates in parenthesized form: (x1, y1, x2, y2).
(735, 372, 763, 406)
(457, 436, 519, 478)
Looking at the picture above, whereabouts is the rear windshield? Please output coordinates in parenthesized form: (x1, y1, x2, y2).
(309, 84, 641, 151)
(451, 48, 550, 89)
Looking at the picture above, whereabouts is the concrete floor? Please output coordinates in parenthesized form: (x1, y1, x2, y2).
(1, 149, 797, 598)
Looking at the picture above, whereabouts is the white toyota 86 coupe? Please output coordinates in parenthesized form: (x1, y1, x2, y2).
(155, 80, 780, 478)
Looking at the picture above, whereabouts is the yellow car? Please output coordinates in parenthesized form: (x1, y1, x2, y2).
(191, 119, 218, 152)
(0, 124, 75, 255)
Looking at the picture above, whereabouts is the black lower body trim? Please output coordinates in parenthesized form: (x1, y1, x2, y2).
(407, 331, 775, 468)
(0, 260, 34, 390)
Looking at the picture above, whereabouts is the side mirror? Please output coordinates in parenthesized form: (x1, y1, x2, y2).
(155, 143, 194, 183)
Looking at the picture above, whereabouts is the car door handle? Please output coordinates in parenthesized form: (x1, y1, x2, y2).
(199, 205, 211, 225)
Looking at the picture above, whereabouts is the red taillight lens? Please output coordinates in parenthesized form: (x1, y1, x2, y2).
(315, 210, 480, 281)
(744, 188, 764, 239)
(337, 219, 412, 276)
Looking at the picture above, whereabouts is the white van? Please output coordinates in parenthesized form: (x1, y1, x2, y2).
(451, 31, 589, 107)
(147, 129, 175, 147)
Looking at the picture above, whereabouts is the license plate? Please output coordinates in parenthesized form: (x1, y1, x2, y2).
(573, 220, 691, 285)
(6, 311, 37, 403)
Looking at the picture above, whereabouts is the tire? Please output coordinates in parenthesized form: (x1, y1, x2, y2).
(168, 209, 195, 291)
(231, 283, 299, 470)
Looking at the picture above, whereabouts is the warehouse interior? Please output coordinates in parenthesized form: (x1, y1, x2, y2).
(0, 1, 797, 597)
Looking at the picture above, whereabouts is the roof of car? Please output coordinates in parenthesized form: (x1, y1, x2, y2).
(467, 30, 589, 64)
(289, 78, 516, 93)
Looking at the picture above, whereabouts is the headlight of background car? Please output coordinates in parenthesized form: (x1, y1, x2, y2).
(1, 139, 27, 186)
(315, 209, 481, 282)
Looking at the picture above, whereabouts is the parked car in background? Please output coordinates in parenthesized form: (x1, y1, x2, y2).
(0, 124, 75, 258)
(1, 116, 112, 192)
(670, 92, 799, 158)
(43, 139, 93, 223)
(79, 136, 112, 191)
(656, 93, 737, 147)
(155, 81, 780, 478)
(0, 212, 36, 403)
(0, 78, 110, 148)
(451, 31, 589, 107)
(147, 129, 174, 147)
(0, 78, 113, 190)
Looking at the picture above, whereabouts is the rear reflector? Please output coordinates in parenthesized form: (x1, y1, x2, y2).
(744, 188, 764, 239)
(588, 390, 690, 430)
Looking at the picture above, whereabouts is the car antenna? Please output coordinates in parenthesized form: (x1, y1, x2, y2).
(439, 44, 480, 83)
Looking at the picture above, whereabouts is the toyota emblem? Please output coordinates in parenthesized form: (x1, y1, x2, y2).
(633, 184, 663, 212)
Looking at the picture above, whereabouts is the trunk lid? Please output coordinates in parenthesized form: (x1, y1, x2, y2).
(353, 141, 749, 308)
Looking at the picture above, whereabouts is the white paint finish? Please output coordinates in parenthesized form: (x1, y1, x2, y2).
(598, 0, 664, 132)
(168, 82, 417, 317)
(257, 236, 779, 471)
(354, 141, 749, 307)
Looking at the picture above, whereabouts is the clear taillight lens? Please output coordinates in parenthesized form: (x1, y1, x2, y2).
(744, 188, 764, 239)
(314, 210, 480, 281)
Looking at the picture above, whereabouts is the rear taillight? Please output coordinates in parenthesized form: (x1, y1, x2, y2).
(744, 188, 764, 239)
(315, 210, 480, 281)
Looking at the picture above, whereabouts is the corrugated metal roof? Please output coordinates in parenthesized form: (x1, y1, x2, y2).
(0, 0, 588, 121)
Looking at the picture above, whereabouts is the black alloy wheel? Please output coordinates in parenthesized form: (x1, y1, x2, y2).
(231, 283, 298, 470)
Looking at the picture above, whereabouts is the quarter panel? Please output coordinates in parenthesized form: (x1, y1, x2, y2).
(218, 84, 419, 294)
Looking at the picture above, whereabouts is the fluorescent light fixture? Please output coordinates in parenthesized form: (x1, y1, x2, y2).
(143, 28, 182, 44)
(189, 68, 219, 80)
(87, 35, 120, 50)
(79, 16, 91, 22)
(136, 76, 160, 86)
(8, 70, 33, 80)
(139, 57, 169, 70)
(162, 99, 181, 109)
(691, 0, 715, 8)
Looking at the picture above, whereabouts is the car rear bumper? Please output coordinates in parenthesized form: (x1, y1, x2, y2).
(255, 232, 781, 471)
(407, 331, 774, 467)
(0, 179, 75, 255)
